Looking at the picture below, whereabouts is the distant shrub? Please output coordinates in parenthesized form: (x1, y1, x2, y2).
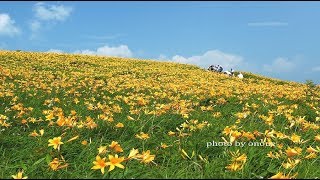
(305, 79, 317, 100)
(305, 79, 316, 89)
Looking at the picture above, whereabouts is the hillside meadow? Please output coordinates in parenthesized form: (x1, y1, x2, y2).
(0, 50, 319, 179)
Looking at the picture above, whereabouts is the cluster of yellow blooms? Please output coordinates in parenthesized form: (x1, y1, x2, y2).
(92, 141, 155, 174)
(1, 50, 319, 179)
(226, 150, 247, 171)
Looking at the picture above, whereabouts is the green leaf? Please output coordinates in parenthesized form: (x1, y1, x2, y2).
(33, 157, 46, 166)
(45, 154, 52, 165)
(20, 162, 28, 170)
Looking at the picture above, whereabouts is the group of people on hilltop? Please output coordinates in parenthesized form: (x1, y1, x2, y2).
(208, 64, 223, 73)
(207, 64, 243, 79)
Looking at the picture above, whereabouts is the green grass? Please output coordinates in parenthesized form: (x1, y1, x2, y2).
(0, 50, 319, 179)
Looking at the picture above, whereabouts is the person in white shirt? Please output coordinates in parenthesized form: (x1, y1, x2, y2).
(238, 72, 244, 79)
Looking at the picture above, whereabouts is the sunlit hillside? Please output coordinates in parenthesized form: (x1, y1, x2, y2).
(0, 50, 319, 179)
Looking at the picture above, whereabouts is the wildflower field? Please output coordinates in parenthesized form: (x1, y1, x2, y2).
(0, 50, 319, 179)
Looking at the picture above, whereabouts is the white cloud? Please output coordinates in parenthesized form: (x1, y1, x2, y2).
(312, 66, 320, 72)
(33, 2, 73, 21)
(248, 22, 288, 27)
(263, 57, 296, 72)
(74, 49, 95, 55)
(74, 45, 133, 58)
(159, 50, 244, 70)
(30, 2, 73, 39)
(47, 49, 63, 53)
(0, 13, 20, 36)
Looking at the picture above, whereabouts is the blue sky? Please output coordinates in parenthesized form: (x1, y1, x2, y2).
(0, 1, 320, 84)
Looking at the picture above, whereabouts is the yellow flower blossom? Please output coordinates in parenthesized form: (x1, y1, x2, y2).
(168, 131, 175, 136)
(48, 137, 63, 150)
(160, 143, 169, 149)
(91, 155, 107, 174)
(105, 154, 125, 172)
(290, 133, 301, 143)
(226, 162, 242, 171)
(305, 152, 317, 159)
(39, 129, 44, 136)
(66, 135, 79, 143)
(269, 172, 289, 179)
(78, 139, 86, 146)
(127, 116, 135, 121)
(29, 130, 39, 137)
(307, 146, 318, 153)
(282, 158, 300, 169)
(98, 146, 107, 154)
(109, 141, 123, 153)
(285, 147, 301, 157)
(115, 122, 124, 128)
(135, 132, 150, 140)
(49, 158, 60, 171)
(11, 170, 28, 179)
(128, 148, 139, 159)
(137, 150, 155, 164)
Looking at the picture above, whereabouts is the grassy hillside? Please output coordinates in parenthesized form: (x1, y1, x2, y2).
(0, 50, 319, 179)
